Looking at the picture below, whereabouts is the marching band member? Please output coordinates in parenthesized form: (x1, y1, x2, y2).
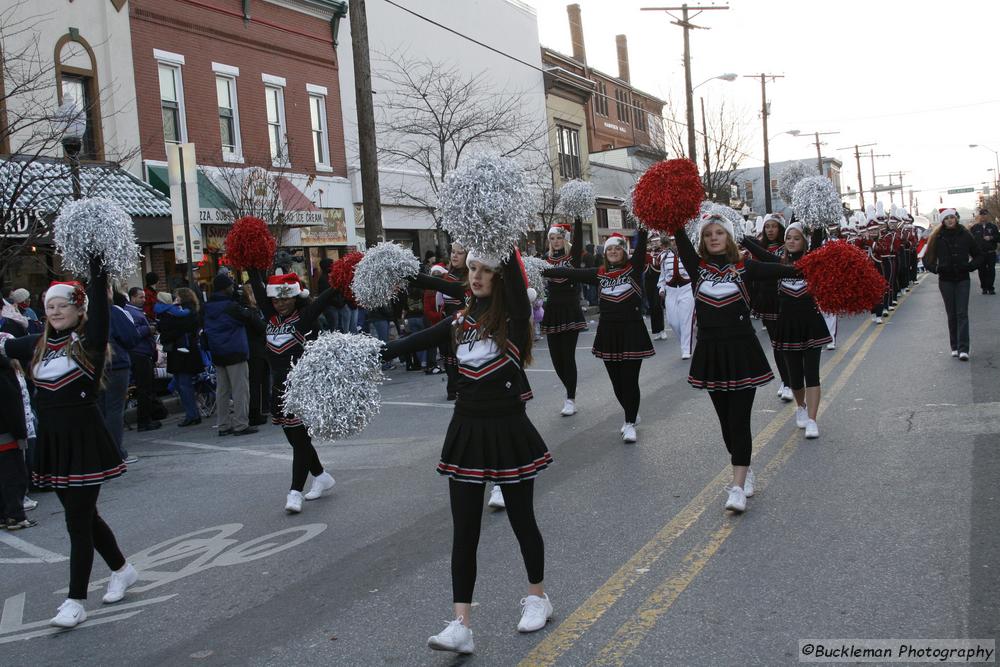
(657, 235, 694, 359)
(644, 233, 666, 340)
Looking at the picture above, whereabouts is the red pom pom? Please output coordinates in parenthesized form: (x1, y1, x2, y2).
(224, 216, 277, 270)
(329, 251, 364, 305)
(633, 159, 704, 233)
(795, 241, 887, 315)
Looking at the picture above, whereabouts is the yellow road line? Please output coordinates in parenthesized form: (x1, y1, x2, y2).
(586, 293, 903, 666)
(519, 316, 874, 667)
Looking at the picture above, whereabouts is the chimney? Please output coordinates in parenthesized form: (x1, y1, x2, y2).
(615, 34, 630, 82)
(567, 4, 587, 63)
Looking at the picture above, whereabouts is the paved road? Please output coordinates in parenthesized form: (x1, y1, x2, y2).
(2, 273, 997, 666)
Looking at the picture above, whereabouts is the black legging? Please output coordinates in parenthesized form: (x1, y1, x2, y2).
(248, 355, 270, 422)
(56, 486, 126, 600)
(546, 330, 579, 399)
(449, 478, 544, 603)
(762, 320, 790, 388)
(284, 425, 324, 492)
(604, 360, 642, 423)
(781, 347, 822, 390)
(644, 274, 664, 334)
(708, 389, 756, 467)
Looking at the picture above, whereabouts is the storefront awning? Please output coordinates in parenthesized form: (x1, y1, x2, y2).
(146, 164, 234, 212)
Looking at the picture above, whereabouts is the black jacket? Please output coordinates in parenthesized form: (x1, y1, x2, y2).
(925, 226, 984, 282)
(970, 221, 999, 253)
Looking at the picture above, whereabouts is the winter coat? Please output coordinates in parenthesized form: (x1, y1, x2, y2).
(124, 303, 156, 358)
(159, 308, 204, 375)
(109, 305, 140, 371)
(971, 221, 999, 254)
(925, 226, 984, 282)
(202, 293, 250, 366)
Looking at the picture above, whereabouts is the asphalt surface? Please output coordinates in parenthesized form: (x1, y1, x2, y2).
(1, 272, 997, 666)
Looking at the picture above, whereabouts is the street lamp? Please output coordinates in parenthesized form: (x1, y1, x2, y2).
(970, 144, 1000, 192)
(56, 99, 87, 200)
(696, 73, 737, 199)
(693, 72, 738, 90)
(768, 129, 800, 142)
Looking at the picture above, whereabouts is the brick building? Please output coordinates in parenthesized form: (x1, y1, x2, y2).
(129, 0, 355, 290)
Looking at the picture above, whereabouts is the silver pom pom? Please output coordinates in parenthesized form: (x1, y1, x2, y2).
(437, 153, 534, 262)
(791, 176, 842, 231)
(53, 197, 140, 280)
(283, 332, 384, 442)
(557, 179, 595, 220)
(522, 255, 548, 301)
(778, 162, 813, 204)
(351, 242, 420, 309)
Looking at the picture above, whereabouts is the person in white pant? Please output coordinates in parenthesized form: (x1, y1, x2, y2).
(657, 236, 695, 360)
(822, 312, 837, 350)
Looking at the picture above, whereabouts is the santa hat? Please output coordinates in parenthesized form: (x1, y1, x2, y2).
(266, 273, 309, 298)
(938, 207, 957, 221)
(44, 281, 87, 309)
(429, 263, 448, 277)
(547, 223, 572, 239)
(465, 249, 501, 270)
(697, 213, 735, 240)
(604, 233, 628, 252)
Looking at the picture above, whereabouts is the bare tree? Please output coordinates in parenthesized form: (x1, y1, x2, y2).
(373, 50, 548, 254)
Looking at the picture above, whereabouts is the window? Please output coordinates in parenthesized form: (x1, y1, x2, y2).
(264, 82, 288, 165)
(215, 75, 241, 160)
(60, 75, 98, 159)
(55, 34, 103, 159)
(158, 63, 185, 144)
(593, 81, 608, 116)
(557, 125, 580, 179)
(307, 85, 330, 169)
(632, 97, 646, 131)
(744, 180, 754, 202)
(615, 89, 629, 124)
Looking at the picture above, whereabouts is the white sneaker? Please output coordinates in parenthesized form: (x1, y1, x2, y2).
(724, 486, 746, 513)
(804, 420, 819, 439)
(23, 496, 37, 511)
(622, 423, 637, 444)
(102, 563, 138, 603)
(620, 415, 641, 434)
(951, 350, 959, 357)
(795, 406, 809, 429)
(427, 618, 474, 654)
(560, 399, 577, 416)
(50, 599, 86, 628)
(744, 468, 756, 498)
(304, 472, 335, 500)
(780, 386, 794, 402)
(681, 352, 691, 360)
(826, 343, 836, 350)
(959, 352, 969, 361)
(517, 594, 553, 632)
(488, 484, 506, 509)
(777, 384, 785, 398)
(875, 316, 883, 324)
(284, 490, 303, 513)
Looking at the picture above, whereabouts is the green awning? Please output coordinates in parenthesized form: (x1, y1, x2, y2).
(146, 164, 235, 210)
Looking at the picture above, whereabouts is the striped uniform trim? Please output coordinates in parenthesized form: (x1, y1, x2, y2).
(272, 414, 303, 427)
(592, 348, 656, 361)
(757, 311, 779, 321)
(436, 452, 553, 484)
(32, 463, 127, 488)
(687, 370, 774, 391)
(772, 336, 833, 351)
(545, 254, 572, 283)
(539, 321, 587, 335)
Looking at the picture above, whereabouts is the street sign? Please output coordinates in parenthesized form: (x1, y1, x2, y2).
(166, 142, 203, 264)
(947, 187, 974, 194)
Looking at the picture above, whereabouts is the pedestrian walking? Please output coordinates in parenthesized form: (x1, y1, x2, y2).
(539, 221, 586, 417)
(923, 208, 984, 360)
(970, 208, 998, 294)
(125, 287, 160, 432)
(203, 273, 256, 436)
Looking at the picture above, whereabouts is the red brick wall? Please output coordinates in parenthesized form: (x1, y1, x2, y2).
(130, 0, 347, 176)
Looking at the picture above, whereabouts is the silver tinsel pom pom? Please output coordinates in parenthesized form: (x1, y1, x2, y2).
(778, 162, 813, 204)
(557, 179, 595, 220)
(437, 153, 534, 261)
(53, 197, 140, 280)
(522, 255, 548, 301)
(791, 176, 842, 230)
(351, 242, 420, 309)
(283, 332, 384, 442)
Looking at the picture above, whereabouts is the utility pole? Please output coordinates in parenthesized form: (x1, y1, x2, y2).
(700, 96, 711, 198)
(803, 131, 839, 175)
(641, 5, 729, 161)
(743, 73, 784, 213)
(838, 143, 876, 210)
(869, 149, 891, 204)
(349, 0, 384, 248)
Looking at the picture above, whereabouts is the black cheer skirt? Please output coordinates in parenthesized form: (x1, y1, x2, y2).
(592, 319, 655, 361)
(32, 403, 126, 488)
(438, 404, 551, 484)
(687, 332, 774, 391)
(540, 300, 586, 335)
(772, 302, 833, 351)
(270, 382, 302, 427)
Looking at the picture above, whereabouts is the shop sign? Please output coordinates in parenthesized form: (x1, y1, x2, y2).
(300, 208, 348, 246)
(1, 208, 45, 238)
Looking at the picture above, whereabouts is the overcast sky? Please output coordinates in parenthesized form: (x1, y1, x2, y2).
(526, 0, 1000, 216)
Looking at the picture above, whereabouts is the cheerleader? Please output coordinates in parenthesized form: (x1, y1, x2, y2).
(751, 214, 794, 402)
(675, 214, 801, 513)
(543, 229, 653, 443)
(439, 243, 470, 400)
(656, 235, 694, 359)
(539, 219, 586, 416)
(249, 271, 340, 513)
(0, 260, 137, 628)
(743, 223, 831, 439)
(384, 249, 552, 654)
(644, 233, 666, 340)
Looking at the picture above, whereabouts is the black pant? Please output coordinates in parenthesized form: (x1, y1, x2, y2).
(604, 360, 642, 423)
(644, 274, 664, 333)
(449, 479, 544, 604)
(546, 330, 579, 399)
(56, 486, 126, 600)
(938, 279, 971, 354)
(979, 252, 997, 291)
(0, 449, 28, 522)
(763, 320, 790, 387)
(248, 355, 270, 422)
(781, 347, 822, 390)
(128, 352, 155, 426)
(284, 425, 324, 492)
(708, 389, 756, 467)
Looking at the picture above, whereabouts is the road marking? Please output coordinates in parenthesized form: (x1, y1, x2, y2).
(382, 401, 454, 408)
(519, 315, 875, 667)
(153, 439, 293, 461)
(526, 369, 558, 373)
(585, 288, 906, 665)
(0, 532, 68, 564)
(0, 594, 177, 644)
